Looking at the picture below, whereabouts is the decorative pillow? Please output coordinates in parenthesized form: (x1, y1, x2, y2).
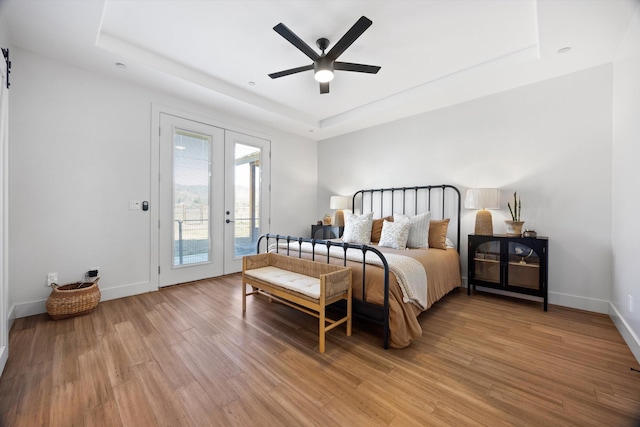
(370, 216, 393, 242)
(344, 211, 373, 223)
(341, 212, 374, 244)
(428, 218, 450, 250)
(378, 220, 411, 250)
(393, 212, 431, 248)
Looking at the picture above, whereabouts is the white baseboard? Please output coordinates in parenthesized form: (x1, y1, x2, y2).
(99, 280, 154, 302)
(13, 299, 45, 319)
(11, 280, 155, 319)
(609, 303, 640, 364)
(466, 281, 609, 314)
(1, 306, 15, 377)
(548, 291, 609, 314)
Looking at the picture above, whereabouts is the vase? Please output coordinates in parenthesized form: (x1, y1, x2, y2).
(505, 220, 525, 236)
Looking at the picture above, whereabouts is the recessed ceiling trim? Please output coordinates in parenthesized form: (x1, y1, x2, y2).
(319, 44, 540, 129)
(95, 31, 320, 128)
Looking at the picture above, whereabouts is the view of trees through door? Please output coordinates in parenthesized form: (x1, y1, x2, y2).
(171, 141, 262, 264)
(173, 129, 211, 266)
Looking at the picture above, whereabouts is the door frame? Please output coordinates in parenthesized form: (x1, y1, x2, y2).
(150, 105, 271, 291)
(0, 53, 8, 376)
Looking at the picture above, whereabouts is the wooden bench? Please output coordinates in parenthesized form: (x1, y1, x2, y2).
(242, 252, 352, 353)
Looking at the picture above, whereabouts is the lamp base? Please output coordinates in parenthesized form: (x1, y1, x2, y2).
(474, 209, 493, 236)
(333, 210, 345, 227)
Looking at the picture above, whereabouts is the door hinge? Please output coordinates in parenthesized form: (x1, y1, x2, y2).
(158, 266, 161, 274)
(158, 220, 161, 229)
(159, 126, 161, 136)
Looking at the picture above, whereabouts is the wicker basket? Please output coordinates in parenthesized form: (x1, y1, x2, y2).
(46, 278, 101, 320)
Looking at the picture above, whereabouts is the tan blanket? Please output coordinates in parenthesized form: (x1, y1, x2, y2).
(277, 242, 429, 309)
(271, 242, 461, 348)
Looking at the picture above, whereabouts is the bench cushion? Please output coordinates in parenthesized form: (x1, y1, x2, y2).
(244, 266, 321, 300)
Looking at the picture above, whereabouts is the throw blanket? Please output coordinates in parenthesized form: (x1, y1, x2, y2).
(273, 242, 428, 310)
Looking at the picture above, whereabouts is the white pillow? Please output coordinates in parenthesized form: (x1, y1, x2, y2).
(378, 220, 411, 250)
(393, 212, 431, 248)
(341, 212, 374, 244)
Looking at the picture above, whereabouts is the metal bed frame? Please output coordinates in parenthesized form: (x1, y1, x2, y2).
(256, 184, 461, 349)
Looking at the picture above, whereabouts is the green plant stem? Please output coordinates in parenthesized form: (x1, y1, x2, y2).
(508, 192, 521, 221)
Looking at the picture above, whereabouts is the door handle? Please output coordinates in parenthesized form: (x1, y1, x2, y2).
(226, 219, 234, 224)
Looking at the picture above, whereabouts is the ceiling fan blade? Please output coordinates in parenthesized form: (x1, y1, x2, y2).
(334, 62, 381, 74)
(268, 64, 314, 79)
(325, 16, 373, 61)
(273, 23, 320, 61)
(319, 82, 330, 94)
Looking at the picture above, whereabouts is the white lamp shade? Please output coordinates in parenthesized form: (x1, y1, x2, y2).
(464, 188, 501, 210)
(330, 196, 350, 210)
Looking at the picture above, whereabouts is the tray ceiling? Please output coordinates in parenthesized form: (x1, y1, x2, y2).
(1, 0, 637, 140)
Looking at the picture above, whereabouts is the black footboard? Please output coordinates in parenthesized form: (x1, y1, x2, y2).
(256, 234, 391, 349)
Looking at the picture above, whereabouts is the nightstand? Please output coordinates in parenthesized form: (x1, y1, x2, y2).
(311, 224, 344, 239)
(468, 234, 548, 311)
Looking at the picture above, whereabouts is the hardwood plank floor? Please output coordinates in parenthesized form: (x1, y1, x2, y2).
(1, 274, 639, 426)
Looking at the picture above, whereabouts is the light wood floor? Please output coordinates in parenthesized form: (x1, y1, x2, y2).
(1, 274, 639, 426)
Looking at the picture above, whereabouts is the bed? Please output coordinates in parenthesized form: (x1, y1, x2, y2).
(256, 185, 462, 349)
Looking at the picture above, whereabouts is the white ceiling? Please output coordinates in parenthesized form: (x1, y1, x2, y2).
(1, 0, 637, 140)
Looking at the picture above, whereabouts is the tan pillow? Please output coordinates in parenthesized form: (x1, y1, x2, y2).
(370, 216, 393, 243)
(428, 219, 450, 250)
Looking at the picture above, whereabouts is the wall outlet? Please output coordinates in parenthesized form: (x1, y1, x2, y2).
(47, 272, 58, 287)
(629, 295, 634, 313)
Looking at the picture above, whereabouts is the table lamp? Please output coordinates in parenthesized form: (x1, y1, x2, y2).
(330, 196, 350, 227)
(464, 188, 500, 235)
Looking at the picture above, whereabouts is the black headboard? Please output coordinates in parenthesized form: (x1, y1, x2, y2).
(351, 185, 461, 250)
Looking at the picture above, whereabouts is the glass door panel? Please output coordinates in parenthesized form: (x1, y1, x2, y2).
(224, 131, 270, 273)
(234, 143, 261, 258)
(173, 129, 211, 266)
(507, 242, 541, 289)
(473, 241, 501, 284)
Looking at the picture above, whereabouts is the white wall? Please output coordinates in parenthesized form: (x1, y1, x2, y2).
(8, 48, 317, 317)
(318, 64, 614, 313)
(612, 4, 640, 361)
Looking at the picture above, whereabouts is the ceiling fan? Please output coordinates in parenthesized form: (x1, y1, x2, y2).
(268, 16, 381, 94)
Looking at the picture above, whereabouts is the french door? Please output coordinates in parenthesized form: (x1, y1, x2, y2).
(223, 130, 270, 273)
(158, 113, 269, 287)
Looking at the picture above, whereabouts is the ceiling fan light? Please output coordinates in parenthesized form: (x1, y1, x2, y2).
(314, 69, 334, 82)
